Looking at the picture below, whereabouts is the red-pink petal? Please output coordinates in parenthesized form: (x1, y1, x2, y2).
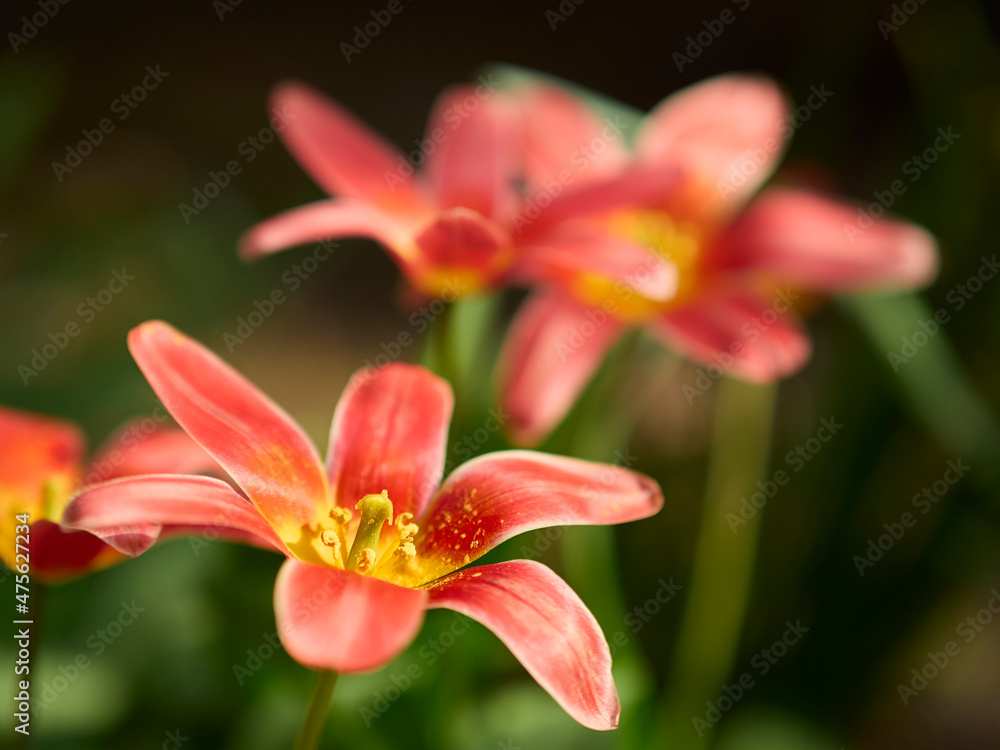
(274, 559, 427, 673)
(271, 81, 427, 211)
(515, 228, 677, 302)
(86, 423, 218, 484)
(0, 406, 84, 498)
(326, 364, 453, 518)
(424, 86, 512, 220)
(636, 74, 789, 208)
(128, 321, 329, 538)
(381, 450, 662, 586)
(238, 199, 417, 265)
(411, 207, 512, 288)
(518, 165, 682, 237)
(62, 474, 286, 556)
(497, 294, 624, 446)
(512, 85, 628, 189)
(717, 188, 940, 291)
(426, 560, 619, 730)
(651, 284, 811, 382)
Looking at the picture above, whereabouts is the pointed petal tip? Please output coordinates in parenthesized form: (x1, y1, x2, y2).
(722, 188, 942, 293)
(127, 319, 170, 353)
(236, 220, 292, 261)
(125, 321, 330, 537)
(895, 223, 941, 289)
(269, 78, 313, 108)
(502, 416, 543, 449)
(97, 527, 161, 557)
(426, 560, 619, 730)
(581, 690, 621, 731)
(236, 228, 261, 261)
(735, 328, 813, 384)
(608, 701, 622, 730)
(349, 361, 453, 397)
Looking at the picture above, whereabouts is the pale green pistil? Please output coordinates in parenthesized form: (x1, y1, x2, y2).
(345, 491, 393, 573)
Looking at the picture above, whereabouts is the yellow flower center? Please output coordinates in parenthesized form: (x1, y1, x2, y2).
(610, 208, 704, 303)
(0, 479, 73, 573)
(313, 491, 419, 577)
(415, 246, 516, 299)
(568, 209, 705, 324)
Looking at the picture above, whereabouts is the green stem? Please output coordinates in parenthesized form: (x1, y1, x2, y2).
(557, 332, 648, 629)
(657, 378, 777, 749)
(294, 670, 339, 750)
(557, 333, 678, 750)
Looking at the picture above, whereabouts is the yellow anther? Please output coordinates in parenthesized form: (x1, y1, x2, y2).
(394, 541, 416, 561)
(329, 507, 353, 525)
(396, 512, 419, 542)
(355, 548, 376, 573)
(319, 529, 344, 566)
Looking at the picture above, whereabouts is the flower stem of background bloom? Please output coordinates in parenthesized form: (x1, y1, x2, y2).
(840, 292, 1000, 468)
(657, 378, 777, 749)
(425, 301, 458, 385)
(422, 294, 501, 419)
(557, 333, 654, 618)
(294, 670, 339, 750)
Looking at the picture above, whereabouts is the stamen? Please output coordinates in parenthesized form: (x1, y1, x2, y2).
(355, 548, 376, 573)
(320, 529, 343, 566)
(396, 512, 419, 542)
(394, 541, 416, 561)
(345, 490, 393, 573)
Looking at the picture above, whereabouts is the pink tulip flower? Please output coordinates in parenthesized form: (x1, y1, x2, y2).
(497, 75, 940, 444)
(62, 321, 663, 730)
(0, 406, 216, 582)
(238, 80, 680, 307)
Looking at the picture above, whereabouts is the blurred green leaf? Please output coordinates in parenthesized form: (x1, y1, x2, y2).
(841, 291, 1000, 469)
(479, 62, 645, 142)
(0, 57, 62, 190)
(716, 709, 844, 750)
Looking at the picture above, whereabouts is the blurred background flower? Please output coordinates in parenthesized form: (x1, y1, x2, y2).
(1, 1, 999, 749)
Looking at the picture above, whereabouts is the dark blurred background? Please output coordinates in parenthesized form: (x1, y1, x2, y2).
(1, 1, 999, 748)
